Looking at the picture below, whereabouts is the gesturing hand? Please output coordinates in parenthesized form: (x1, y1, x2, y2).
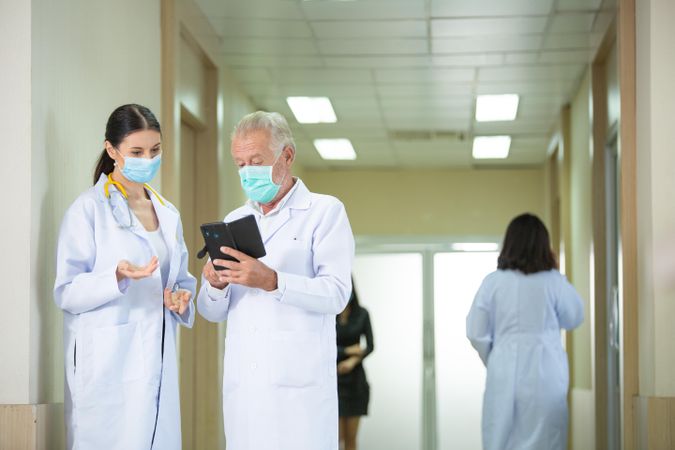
(212, 246, 278, 291)
(164, 288, 191, 315)
(116, 257, 159, 282)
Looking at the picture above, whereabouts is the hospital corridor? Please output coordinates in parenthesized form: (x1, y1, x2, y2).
(1, 0, 674, 449)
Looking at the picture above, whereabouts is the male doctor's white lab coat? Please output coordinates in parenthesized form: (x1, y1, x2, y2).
(466, 269, 584, 450)
(54, 174, 196, 450)
(198, 179, 354, 450)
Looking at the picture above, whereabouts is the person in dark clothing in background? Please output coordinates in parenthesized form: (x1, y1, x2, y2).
(337, 283, 374, 450)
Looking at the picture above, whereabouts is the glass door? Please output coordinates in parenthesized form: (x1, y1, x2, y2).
(353, 253, 425, 450)
(433, 252, 499, 450)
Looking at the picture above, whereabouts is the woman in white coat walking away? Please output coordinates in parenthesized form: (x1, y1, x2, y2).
(466, 213, 584, 450)
(54, 104, 196, 450)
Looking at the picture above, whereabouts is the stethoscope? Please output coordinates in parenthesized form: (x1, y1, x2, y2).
(104, 174, 182, 293)
(104, 173, 165, 229)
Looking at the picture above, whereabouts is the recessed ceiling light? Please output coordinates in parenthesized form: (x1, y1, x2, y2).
(451, 243, 499, 252)
(286, 97, 337, 124)
(313, 139, 357, 160)
(475, 94, 519, 122)
(472, 136, 511, 159)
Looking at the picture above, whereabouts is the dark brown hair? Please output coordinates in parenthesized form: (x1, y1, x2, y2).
(497, 213, 558, 274)
(93, 104, 161, 184)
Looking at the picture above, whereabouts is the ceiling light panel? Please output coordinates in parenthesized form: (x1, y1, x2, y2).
(313, 139, 357, 160)
(472, 136, 511, 159)
(475, 94, 519, 121)
(286, 96, 338, 123)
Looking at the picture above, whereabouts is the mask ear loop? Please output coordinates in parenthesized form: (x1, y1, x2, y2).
(271, 146, 289, 187)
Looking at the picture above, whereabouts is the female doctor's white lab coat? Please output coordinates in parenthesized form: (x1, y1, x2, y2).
(54, 174, 196, 450)
(466, 269, 584, 450)
(197, 179, 354, 450)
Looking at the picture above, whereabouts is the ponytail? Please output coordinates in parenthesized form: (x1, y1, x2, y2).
(93, 149, 115, 185)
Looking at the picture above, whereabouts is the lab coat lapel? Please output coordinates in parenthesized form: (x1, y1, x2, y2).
(261, 208, 291, 245)
(150, 193, 180, 285)
(259, 179, 311, 244)
(151, 195, 178, 255)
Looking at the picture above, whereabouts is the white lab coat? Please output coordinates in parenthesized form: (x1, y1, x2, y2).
(197, 179, 354, 450)
(54, 174, 196, 450)
(466, 269, 584, 450)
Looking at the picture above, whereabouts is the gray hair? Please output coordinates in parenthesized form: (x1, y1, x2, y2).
(232, 111, 296, 155)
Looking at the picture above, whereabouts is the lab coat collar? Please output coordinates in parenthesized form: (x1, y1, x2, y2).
(244, 178, 312, 244)
(245, 178, 311, 215)
(95, 173, 179, 255)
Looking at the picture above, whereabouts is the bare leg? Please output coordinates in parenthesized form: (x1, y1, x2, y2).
(339, 417, 347, 450)
(344, 416, 361, 450)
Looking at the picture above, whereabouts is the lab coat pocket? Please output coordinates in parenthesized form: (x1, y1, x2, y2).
(91, 322, 146, 385)
(270, 331, 323, 388)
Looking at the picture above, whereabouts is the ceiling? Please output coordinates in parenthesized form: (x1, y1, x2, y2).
(192, 0, 616, 169)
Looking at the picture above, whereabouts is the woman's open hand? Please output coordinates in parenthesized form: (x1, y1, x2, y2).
(116, 257, 159, 282)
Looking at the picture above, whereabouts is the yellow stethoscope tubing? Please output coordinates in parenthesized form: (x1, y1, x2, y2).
(104, 173, 166, 206)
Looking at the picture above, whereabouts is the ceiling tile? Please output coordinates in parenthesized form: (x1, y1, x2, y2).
(543, 33, 603, 50)
(386, 117, 470, 131)
(538, 49, 592, 64)
(376, 83, 475, 98)
(318, 38, 428, 55)
(504, 52, 539, 64)
(279, 84, 377, 98)
(209, 19, 314, 39)
(302, 1, 427, 20)
(473, 118, 557, 135)
(223, 55, 324, 68)
(555, 0, 603, 12)
(432, 54, 504, 66)
(220, 38, 318, 55)
(433, 35, 543, 54)
(200, 0, 305, 19)
(476, 80, 577, 96)
(324, 55, 431, 68)
(374, 68, 475, 83)
(431, 17, 548, 37)
(478, 64, 584, 82)
(272, 68, 373, 84)
(550, 13, 596, 33)
(431, 0, 554, 17)
(311, 20, 427, 39)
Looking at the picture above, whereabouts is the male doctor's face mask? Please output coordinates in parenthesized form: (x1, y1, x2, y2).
(117, 149, 162, 184)
(238, 151, 287, 204)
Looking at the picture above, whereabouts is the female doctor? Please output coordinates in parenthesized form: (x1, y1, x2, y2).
(54, 104, 196, 450)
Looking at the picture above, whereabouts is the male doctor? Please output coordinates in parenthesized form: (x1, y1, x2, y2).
(197, 111, 354, 450)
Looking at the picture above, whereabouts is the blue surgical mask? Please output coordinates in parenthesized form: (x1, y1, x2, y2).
(118, 151, 161, 184)
(238, 153, 286, 204)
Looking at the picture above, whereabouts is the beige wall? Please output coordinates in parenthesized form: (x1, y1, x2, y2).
(303, 168, 545, 237)
(30, 0, 162, 410)
(0, 0, 162, 446)
(636, 0, 675, 399)
(564, 68, 597, 450)
(568, 71, 593, 391)
(0, 0, 32, 405)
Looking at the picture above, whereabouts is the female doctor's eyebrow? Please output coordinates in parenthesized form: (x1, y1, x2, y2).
(129, 142, 161, 151)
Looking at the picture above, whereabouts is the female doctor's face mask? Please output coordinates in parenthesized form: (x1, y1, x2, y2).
(117, 149, 162, 184)
(238, 151, 287, 204)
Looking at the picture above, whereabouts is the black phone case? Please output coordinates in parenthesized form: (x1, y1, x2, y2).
(200, 215, 266, 270)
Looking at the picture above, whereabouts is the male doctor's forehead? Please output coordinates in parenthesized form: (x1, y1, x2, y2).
(231, 129, 276, 158)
